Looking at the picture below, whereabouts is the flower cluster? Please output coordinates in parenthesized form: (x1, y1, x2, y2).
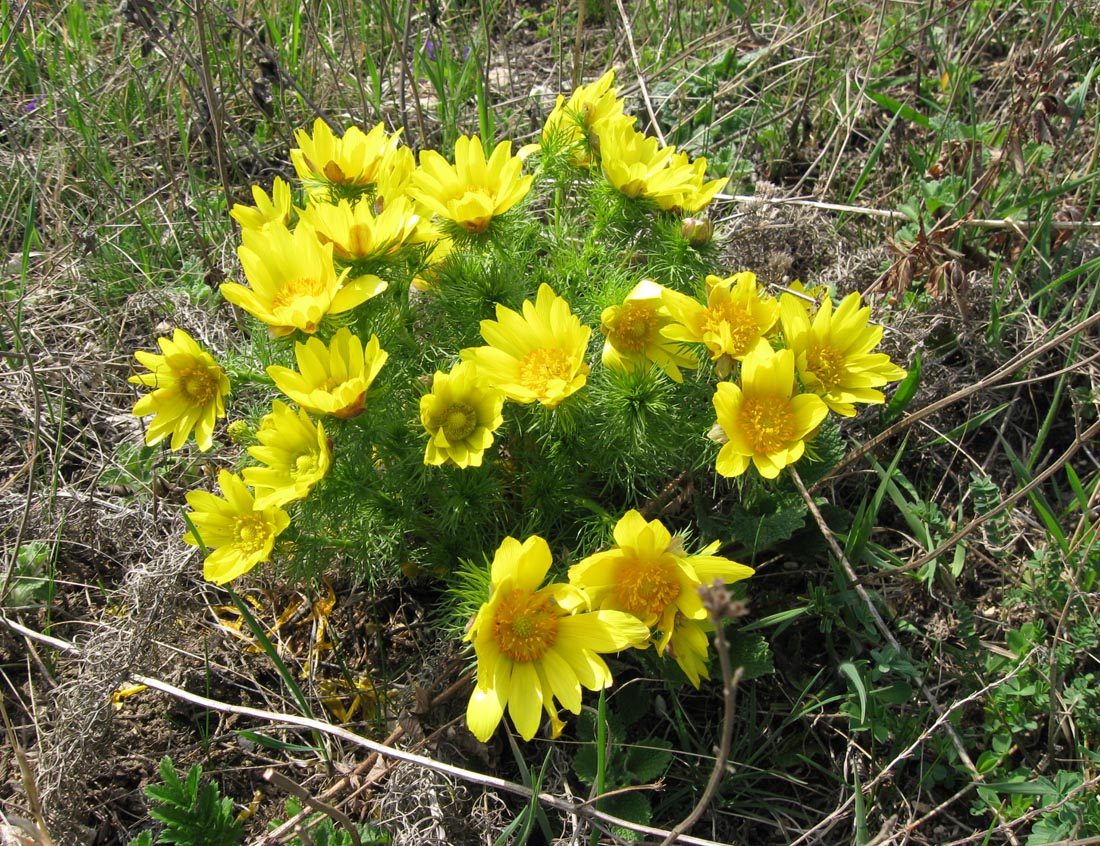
(698, 279, 909, 479)
(467, 513, 753, 741)
(128, 68, 907, 738)
(132, 121, 537, 583)
(526, 70, 727, 212)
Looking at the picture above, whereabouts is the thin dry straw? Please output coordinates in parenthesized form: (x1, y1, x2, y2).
(717, 193, 1100, 231)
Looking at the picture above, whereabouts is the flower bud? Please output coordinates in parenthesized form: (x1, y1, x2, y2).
(681, 216, 713, 247)
(226, 419, 255, 445)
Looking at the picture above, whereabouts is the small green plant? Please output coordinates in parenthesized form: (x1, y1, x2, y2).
(1023, 766, 1100, 844)
(2, 541, 54, 608)
(572, 693, 674, 840)
(127, 756, 242, 846)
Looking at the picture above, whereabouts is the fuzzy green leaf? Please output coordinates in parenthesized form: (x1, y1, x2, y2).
(599, 791, 652, 842)
(623, 739, 673, 783)
(723, 499, 807, 555)
(724, 630, 775, 681)
(572, 742, 598, 787)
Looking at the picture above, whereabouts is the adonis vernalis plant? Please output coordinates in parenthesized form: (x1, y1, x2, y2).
(129, 69, 906, 741)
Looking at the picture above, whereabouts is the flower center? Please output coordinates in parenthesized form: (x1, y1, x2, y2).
(462, 218, 491, 233)
(806, 343, 846, 391)
(517, 347, 572, 395)
(334, 392, 367, 418)
(456, 187, 495, 233)
(492, 588, 559, 663)
(701, 300, 759, 357)
(738, 395, 796, 455)
(609, 302, 659, 353)
(271, 276, 329, 313)
(613, 554, 681, 618)
(313, 376, 366, 417)
(234, 513, 270, 555)
(178, 365, 217, 404)
(440, 402, 478, 441)
(294, 452, 321, 479)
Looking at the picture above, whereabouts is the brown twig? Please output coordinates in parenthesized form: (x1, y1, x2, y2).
(0, 695, 54, 846)
(658, 582, 743, 846)
(133, 673, 732, 846)
(262, 768, 360, 846)
(716, 192, 1100, 231)
(194, 0, 232, 207)
(571, 0, 586, 91)
(255, 671, 473, 845)
(611, 0, 665, 145)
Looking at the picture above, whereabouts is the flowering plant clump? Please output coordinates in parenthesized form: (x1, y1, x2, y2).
(129, 69, 906, 741)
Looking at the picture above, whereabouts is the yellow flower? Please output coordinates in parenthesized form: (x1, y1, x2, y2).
(129, 328, 230, 451)
(242, 400, 332, 508)
(299, 195, 425, 265)
(598, 120, 727, 212)
(662, 272, 780, 377)
(598, 121, 685, 202)
(532, 70, 633, 165)
(780, 292, 909, 417)
(668, 618, 713, 687)
(667, 150, 729, 214)
(184, 470, 290, 585)
(291, 119, 404, 197)
(420, 361, 505, 469)
(601, 278, 698, 383)
(711, 344, 829, 479)
(221, 223, 387, 337)
(267, 327, 388, 418)
(568, 510, 753, 685)
(461, 283, 591, 408)
(373, 145, 417, 205)
(408, 135, 534, 234)
(229, 177, 293, 232)
(466, 535, 650, 742)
